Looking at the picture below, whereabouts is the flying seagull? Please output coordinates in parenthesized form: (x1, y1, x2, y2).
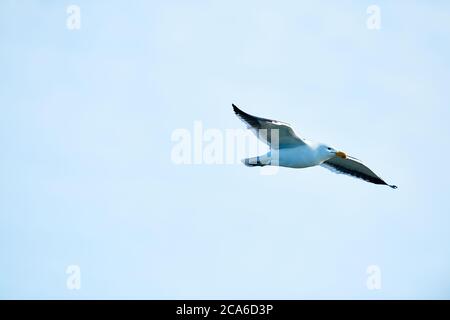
(233, 104, 397, 189)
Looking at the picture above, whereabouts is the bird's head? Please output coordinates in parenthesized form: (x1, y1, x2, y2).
(317, 144, 347, 161)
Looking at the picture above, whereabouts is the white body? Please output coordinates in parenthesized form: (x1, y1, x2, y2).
(259, 143, 333, 168)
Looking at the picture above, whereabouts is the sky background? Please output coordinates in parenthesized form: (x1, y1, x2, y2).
(1, 0, 450, 299)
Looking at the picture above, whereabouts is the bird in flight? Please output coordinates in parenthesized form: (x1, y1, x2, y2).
(233, 104, 397, 189)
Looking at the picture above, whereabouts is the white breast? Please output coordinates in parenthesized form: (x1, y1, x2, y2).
(272, 145, 319, 168)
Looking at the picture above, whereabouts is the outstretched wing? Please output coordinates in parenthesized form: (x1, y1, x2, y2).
(321, 156, 397, 189)
(232, 104, 306, 148)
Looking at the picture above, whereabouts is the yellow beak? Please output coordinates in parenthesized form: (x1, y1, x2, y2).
(335, 151, 347, 159)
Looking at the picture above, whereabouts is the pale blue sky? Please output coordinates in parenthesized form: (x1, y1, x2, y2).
(1, 0, 450, 299)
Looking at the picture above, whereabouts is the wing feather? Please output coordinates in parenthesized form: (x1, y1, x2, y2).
(321, 156, 397, 189)
(232, 104, 305, 148)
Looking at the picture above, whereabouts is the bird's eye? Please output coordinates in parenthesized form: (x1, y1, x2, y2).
(327, 147, 331, 150)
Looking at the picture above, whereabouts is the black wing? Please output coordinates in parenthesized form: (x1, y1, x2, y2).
(321, 156, 397, 189)
(232, 104, 305, 148)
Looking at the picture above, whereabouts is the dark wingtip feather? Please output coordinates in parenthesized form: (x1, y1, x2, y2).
(389, 185, 398, 189)
(232, 103, 260, 128)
